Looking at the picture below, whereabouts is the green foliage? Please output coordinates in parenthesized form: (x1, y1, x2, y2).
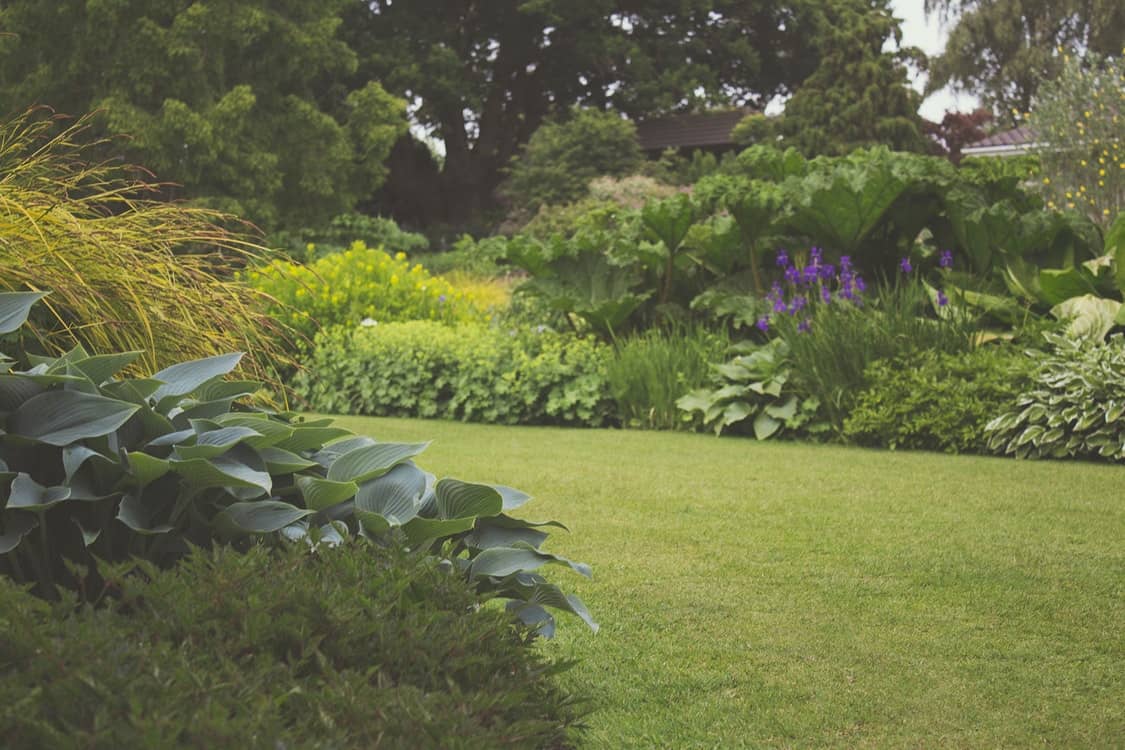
(271, 213, 429, 261)
(246, 242, 487, 341)
(0, 543, 585, 748)
(0, 2, 407, 229)
(503, 108, 643, 215)
(1029, 51, 1124, 224)
(0, 295, 594, 632)
(295, 322, 614, 428)
(606, 325, 731, 431)
(843, 347, 1035, 453)
(0, 110, 296, 388)
(985, 333, 1125, 461)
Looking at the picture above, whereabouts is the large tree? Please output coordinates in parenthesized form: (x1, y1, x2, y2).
(0, 0, 406, 229)
(341, 1, 825, 224)
(924, 0, 1125, 125)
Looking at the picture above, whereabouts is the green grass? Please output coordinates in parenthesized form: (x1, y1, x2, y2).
(326, 415, 1125, 748)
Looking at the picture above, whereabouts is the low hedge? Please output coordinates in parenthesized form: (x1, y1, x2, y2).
(295, 321, 614, 427)
(0, 542, 585, 749)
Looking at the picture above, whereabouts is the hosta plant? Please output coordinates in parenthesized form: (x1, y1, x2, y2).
(985, 332, 1125, 461)
(0, 292, 594, 635)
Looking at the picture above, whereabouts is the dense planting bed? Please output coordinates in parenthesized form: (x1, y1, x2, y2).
(332, 415, 1125, 748)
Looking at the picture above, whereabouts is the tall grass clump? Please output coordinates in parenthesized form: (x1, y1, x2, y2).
(0, 109, 295, 384)
(607, 323, 730, 430)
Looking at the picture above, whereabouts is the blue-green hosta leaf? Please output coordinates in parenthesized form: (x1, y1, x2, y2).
(326, 442, 430, 484)
(497, 485, 532, 511)
(753, 411, 781, 440)
(71, 352, 143, 385)
(214, 413, 294, 447)
(676, 389, 713, 414)
(764, 396, 798, 421)
(214, 501, 314, 536)
(276, 426, 353, 453)
(101, 378, 164, 405)
(8, 390, 140, 446)
(146, 429, 196, 448)
(510, 581, 599, 633)
(173, 426, 262, 460)
(6, 473, 71, 511)
(296, 475, 358, 511)
(0, 374, 43, 412)
(402, 516, 476, 546)
(469, 544, 592, 580)
(151, 353, 243, 406)
(464, 522, 549, 550)
(435, 478, 503, 520)
(259, 447, 318, 474)
(0, 511, 37, 553)
(354, 462, 425, 525)
(194, 379, 260, 402)
(0, 291, 47, 334)
(355, 509, 391, 535)
(507, 602, 557, 638)
(312, 436, 378, 468)
(62, 444, 114, 483)
(170, 450, 271, 496)
(124, 451, 171, 488)
(721, 402, 753, 431)
(115, 493, 174, 535)
(72, 517, 100, 548)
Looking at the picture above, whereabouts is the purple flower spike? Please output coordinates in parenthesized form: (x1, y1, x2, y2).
(756, 316, 770, 332)
(784, 266, 800, 284)
(939, 250, 953, 269)
(820, 286, 831, 304)
(798, 318, 812, 333)
(839, 255, 852, 270)
(776, 249, 789, 268)
(773, 298, 787, 313)
(438, 294, 447, 303)
(937, 290, 949, 306)
(899, 257, 913, 274)
(855, 277, 866, 293)
(810, 246, 823, 264)
(819, 263, 835, 281)
(803, 265, 819, 284)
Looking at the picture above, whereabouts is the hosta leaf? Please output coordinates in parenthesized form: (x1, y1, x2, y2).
(469, 544, 592, 579)
(173, 426, 262, 460)
(720, 401, 752, 429)
(435, 478, 503, 520)
(6, 473, 71, 510)
(102, 378, 164, 404)
(115, 493, 175, 535)
(326, 442, 430, 484)
(0, 511, 37, 553)
(171, 450, 271, 495)
(0, 375, 44, 412)
(151, 353, 244, 405)
(402, 516, 475, 546)
(146, 429, 196, 448)
(8, 391, 140, 446)
(311, 436, 378, 468)
(276, 426, 353, 453)
(354, 462, 425, 525)
(72, 517, 100, 547)
(215, 501, 314, 536)
(355, 509, 391, 535)
(72, 352, 143, 385)
(214, 414, 294, 447)
(0, 291, 47, 334)
(296, 475, 358, 511)
(259, 447, 318, 474)
(62, 444, 114, 483)
(124, 451, 171, 488)
(507, 602, 557, 638)
(753, 411, 781, 440)
(464, 521, 549, 550)
(764, 395, 798, 421)
(497, 485, 532, 511)
(508, 581, 599, 633)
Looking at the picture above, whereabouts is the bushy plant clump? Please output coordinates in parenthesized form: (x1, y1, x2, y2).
(270, 212, 430, 261)
(986, 333, 1125, 460)
(0, 543, 585, 749)
(843, 346, 1035, 453)
(295, 321, 613, 427)
(245, 241, 488, 339)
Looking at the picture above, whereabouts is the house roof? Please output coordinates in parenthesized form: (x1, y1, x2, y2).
(634, 109, 755, 151)
(962, 126, 1039, 157)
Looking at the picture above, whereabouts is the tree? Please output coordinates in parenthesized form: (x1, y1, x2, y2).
(341, 1, 826, 224)
(923, 108, 994, 163)
(924, 0, 1125, 125)
(734, 0, 928, 157)
(0, 0, 407, 229)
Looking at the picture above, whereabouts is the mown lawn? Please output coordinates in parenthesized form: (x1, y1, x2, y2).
(327, 415, 1125, 748)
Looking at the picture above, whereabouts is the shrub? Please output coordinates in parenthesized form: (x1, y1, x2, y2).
(0, 543, 586, 748)
(245, 241, 488, 340)
(0, 293, 594, 632)
(607, 324, 730, 430)
(985, 333, 1125, 460)
(843, 346, 1035, 453)
(295, 321, 614, 427)
(0, 110, 296, 386)
(270, 212, 430, 261)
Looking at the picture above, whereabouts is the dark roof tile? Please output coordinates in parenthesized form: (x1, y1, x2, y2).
(634, 109, 755, 150)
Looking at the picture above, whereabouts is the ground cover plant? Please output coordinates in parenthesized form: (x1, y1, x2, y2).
(0, 542, 585, 748)
(345, 415, 1125, 748)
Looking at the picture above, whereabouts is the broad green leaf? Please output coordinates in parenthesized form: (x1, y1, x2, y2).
(72, 517, 100, 547)
(146, 429, 196, 448)
(402, 516, 475, 546)
(8, 390, 139, 446)
(0, 374, 43, 411)
(276, 426, 353, 453)
(124, 451, 171, 488)
(62, 444, 113, 483)
(151, 353, 244, 405)
(6, 473, 71, 510)
(355, 509, 391, 535)
(173, 426, 262, 459)
(435, 478, 503, 520)
(72, 352, 143, 384)
(296, 475, 358, 511)
(0, 511, 37, 553)
(753, 411, 781, 440)
(508, 580, 599, 633)
(312, 435, 378, 468)
(0, 291, 47, 334)
(102, 378, 164, 404)
(464, 522, 548, 550)
(215, 501, 314, 536)
(259, 447, 318, 474)
(1050, 294, 1121, 341)
(354, 462, 425, 525)
(1038, 268, 1098, 306)
(326, 442, 430, 484)
(497, 485, 532, 511)
(765, 396, 798, 421)
(171, 450, 271, 495)
(469, 544, 592, 579)
(214, 414, 294, 447)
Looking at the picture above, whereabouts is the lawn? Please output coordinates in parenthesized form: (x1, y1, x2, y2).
(328, 415, 1125, 748)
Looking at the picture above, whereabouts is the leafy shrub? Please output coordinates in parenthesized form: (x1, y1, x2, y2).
(245, 241, 488, 340)
(677, 338, 825, 438)
(0, 110, 296, 386)
(270, 212, 430, 261)
(0, 293, 594, 632)
(415, 233, 512, 276)
(0, 543, 585, 748)
(843, 346, 1035, 453)
(985, 333, 1125, 460)
(295, 321, 614, 428)
(607, 324, 730, 430)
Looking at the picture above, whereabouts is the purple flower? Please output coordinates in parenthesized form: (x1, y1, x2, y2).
(937, 290, 949, 306)
(756, 316, 770, 332)
(810, 246, 823, 264)
(775, 249, 789, 268)
(839, 255, 852, 270)
(820, 286, 831, 304)
(769, 281, 783, 300)
(899, 257, 913, 274)
(839, 287, 854, 301)
(819, 263, 835, 281)
(854, 276, 866, 293)
(773, 297, 787, 313)
(803, 265, 819, 284)
(939, 250, 953, 269)
(797, 318, 812, 333)
(784, 265, 800, 284)
(438, 294, 447, 304)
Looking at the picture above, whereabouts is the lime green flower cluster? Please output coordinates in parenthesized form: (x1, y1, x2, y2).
(245, 241, 486, 338)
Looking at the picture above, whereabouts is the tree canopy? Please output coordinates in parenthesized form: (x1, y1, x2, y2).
(0, 0, 406, 229)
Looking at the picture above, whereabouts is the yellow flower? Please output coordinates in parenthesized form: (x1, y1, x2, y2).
(395, 252, 406, 261)
(1104, 209, 1111, 216)
(1042, 177, 1051, 185)
(390, 274, 399, 285)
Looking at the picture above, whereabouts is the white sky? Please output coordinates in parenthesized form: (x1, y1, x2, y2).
(890, 0, 980, 120)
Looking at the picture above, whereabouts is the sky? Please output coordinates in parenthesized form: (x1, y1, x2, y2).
(890, 0, 981, 120)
